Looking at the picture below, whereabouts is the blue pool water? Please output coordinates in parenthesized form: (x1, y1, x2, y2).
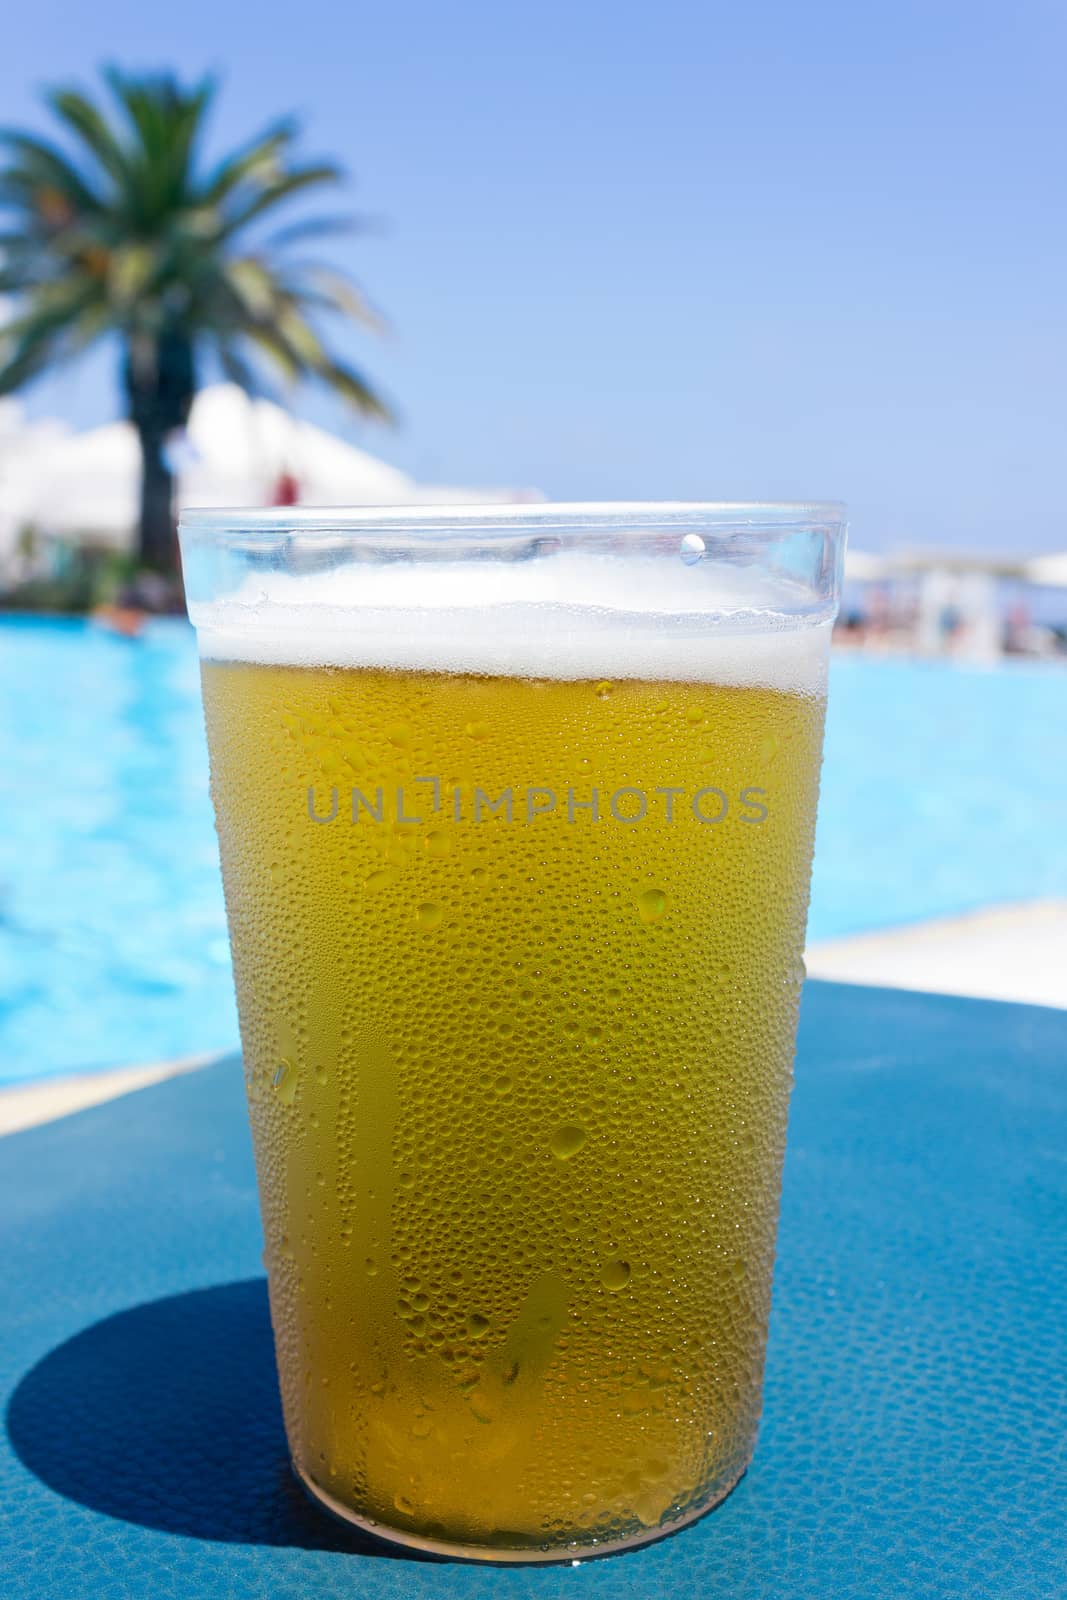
(4, 617, 1067, 1086)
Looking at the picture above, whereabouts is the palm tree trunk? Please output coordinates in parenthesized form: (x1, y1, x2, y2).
(124, 328, 196, 578)
(136, 422, 177, 572)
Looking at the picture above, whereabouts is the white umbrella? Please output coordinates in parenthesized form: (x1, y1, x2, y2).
(1025, 551, 1067, 587)
(0, 383, 534, 555)
(843, 548, 892, 582)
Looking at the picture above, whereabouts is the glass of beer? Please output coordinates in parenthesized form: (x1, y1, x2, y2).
(179, 502, 845, 1562)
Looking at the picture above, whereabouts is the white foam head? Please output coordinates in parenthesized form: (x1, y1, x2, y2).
(192, 551, 831, 692)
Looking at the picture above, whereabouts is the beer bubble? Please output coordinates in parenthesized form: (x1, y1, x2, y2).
(637, 888, 668, 925)
(415, 902, 443, 931)
(550, 1124, 587, 1160)
(594, 680, 614, 699)
(601, 1259, 631, 1291)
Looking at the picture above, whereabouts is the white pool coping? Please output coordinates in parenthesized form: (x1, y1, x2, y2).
(4, 898, 1066, 1136)
(805, 898, 1067, 1011)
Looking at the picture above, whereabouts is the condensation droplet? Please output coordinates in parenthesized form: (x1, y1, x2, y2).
(550, 1124, 587, 1160)
(272, 1059, 298, 1105)
(680, 532, 705, 565)
(602, 1258, 631, 1292)
(416, 902, 443, 931)
(638, 888, 668, 926)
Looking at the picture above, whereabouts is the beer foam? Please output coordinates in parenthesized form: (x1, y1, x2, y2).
(191, 557, 832, 691)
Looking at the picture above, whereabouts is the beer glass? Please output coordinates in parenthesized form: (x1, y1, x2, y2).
(179, 502, 846, 1562)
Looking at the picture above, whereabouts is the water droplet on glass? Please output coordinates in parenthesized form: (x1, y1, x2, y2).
(680, 532, 705, 565)
(464, 719, 490, 740)
(550, 1124, 587, 1160)
(272, 1059, 298, 1105)
(425, 829, 451, 859)
(602, 1259, 631, 1292)
(387, 721, 412, 747)
(416, 902, 443, 931)
(467, 1312, 491, 1339)
(637, 888, 668, 926)
(493, 1073, 513, 1096)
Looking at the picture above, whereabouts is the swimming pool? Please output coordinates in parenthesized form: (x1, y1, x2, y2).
(4, 617, 1066, 1086)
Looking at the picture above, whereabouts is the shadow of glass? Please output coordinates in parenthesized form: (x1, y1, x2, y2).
(6, 1278, 421, 1557)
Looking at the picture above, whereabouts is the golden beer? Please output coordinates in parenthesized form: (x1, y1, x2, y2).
(200, 652, 827, 1556)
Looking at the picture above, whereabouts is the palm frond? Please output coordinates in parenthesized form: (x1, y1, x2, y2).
(219, 164, 344, 237)
(46, 88, 130, 186)
(0, 130, 104, 214)
(262, 213, 362, 251)
(285, 264, 384, 330)
(200, 118, 299, 204)
(316, 355, 393, 421)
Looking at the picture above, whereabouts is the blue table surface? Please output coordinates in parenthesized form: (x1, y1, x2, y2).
(1, 979, 1064, 1600)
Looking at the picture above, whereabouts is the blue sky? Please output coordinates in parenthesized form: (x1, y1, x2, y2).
(2, 0, 1065, 550)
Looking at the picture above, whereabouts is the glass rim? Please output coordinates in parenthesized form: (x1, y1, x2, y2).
(179, 499, 846, 539)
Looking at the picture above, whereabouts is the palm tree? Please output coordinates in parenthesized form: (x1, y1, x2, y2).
(0, 69, 390, 573)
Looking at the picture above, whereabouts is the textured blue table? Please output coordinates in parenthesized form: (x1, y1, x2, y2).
(2, 980, 1064, 1599)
